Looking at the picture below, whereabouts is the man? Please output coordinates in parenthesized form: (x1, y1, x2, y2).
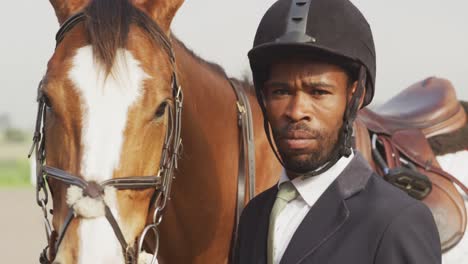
(234, 0, 441, 263)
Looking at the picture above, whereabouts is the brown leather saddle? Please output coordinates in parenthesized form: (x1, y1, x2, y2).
(355, 77, 468, 251)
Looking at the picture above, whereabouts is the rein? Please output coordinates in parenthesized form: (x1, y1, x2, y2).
(30, 11, 183, 264)
(228, 79, 256, 249)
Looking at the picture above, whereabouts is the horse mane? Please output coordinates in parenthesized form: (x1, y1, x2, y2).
(84, 0, 132, 74)
(428, 100, 468, 155)
(172, 36, 254, 93)
(85, 0, 170, 75)
(172, 37, 227, 77)
(84, 0, 253, 91)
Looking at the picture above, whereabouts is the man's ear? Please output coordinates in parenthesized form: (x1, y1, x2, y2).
(50, 0, 89, 24)
(349, 80, 366, 109)
(132, 0, 185, 33)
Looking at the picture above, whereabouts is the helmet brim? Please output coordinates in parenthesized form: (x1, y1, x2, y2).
(249, 41, 357, 65)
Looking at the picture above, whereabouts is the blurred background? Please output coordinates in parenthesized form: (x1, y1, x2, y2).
(0, 0, 467, 262)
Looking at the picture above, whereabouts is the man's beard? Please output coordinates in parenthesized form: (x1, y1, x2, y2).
(272, 122, 342, 174)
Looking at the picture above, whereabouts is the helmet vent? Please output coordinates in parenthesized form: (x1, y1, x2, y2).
(275, 0, 315, 43)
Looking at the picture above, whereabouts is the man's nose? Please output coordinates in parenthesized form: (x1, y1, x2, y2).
(285, 92, 311, 122)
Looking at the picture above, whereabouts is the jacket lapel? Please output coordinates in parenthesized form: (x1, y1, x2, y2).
(279, 153, 373, 264)
(253, 186, 278, 263)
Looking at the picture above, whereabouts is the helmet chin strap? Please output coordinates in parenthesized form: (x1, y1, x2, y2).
(340, 65, 367, 156)
(261, 65, 367, 178)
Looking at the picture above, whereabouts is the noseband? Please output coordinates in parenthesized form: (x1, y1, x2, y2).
(30, 12, 183, 264)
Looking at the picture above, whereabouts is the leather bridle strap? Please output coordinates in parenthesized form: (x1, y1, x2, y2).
(40, 208, 74, 264)
(228, 79, 256, 263)
(53, 209, 74, 258)
(40, 164, 162, 263)
(55, 12, 87, 45)
(104, 205, 137, 263)
(43, 166, 162, 190)
(43, 166, 88, 189)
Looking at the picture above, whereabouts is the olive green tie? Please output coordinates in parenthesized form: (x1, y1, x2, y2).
(267, 181, 299, 264)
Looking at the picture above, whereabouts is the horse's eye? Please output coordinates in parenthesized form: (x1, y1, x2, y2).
(155, 101, 168, 118)
(43, 95, 52, 108)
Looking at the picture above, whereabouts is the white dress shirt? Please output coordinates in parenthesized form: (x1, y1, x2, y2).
(272, 152, 354, 264)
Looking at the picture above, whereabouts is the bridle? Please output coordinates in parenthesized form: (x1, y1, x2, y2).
(29, 12, 183, 264)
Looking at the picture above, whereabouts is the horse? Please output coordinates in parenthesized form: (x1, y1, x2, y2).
(355, 77, 468, 263)
(32, 0, 280, 263)
(35, 1, 467, 263)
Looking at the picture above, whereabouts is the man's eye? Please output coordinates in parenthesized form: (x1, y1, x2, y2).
(272, 89, 290, 96)
(311, 89, 329, 96)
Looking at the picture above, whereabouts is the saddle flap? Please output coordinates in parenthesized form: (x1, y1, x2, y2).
(357, 77, 467, 137)
(391, 129, 438, 168)
(378, 129, 467, 251)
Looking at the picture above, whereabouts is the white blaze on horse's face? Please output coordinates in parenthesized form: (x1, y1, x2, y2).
(67, 45, 149, 263)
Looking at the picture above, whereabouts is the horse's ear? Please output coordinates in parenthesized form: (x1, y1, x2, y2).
(49, 0, 90, 24)
(132, 0, 184, 32)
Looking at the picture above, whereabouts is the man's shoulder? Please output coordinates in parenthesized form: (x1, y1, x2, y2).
(241, 184, 276, 217)
(345, 173, 438, 254)
(365, 176, 441, 263)
(353, 173, 432, 221)
(368, 173, 419, 203)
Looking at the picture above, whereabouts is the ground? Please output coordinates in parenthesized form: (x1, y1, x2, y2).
(0, 188, 45, 263)
(0, 138, 44, 262)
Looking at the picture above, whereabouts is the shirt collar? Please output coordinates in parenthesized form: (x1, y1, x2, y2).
(278, 152, 354, 207)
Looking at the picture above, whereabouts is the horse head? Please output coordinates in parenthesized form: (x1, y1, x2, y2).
(35, 0, 184, 263)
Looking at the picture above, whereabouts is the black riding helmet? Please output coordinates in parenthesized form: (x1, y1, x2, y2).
(249, 0, 376, 176)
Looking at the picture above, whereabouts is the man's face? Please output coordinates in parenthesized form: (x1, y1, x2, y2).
(263, 59, 355, 174)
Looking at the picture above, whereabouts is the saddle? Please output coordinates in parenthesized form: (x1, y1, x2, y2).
(359, 77, 467, 137)
(355, 77, 468, 252)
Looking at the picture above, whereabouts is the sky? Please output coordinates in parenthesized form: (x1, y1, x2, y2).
(1, 0, 467, 129)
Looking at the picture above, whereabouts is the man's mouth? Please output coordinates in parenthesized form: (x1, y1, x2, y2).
(279, 131, 317, 150)
(282, 138, 315, 149)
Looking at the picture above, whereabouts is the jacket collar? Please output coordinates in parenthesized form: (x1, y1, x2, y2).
(280, 152, 354, 207)
(279, 152, 373, 264)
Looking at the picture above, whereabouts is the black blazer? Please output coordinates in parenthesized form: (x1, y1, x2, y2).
(234, 153, 441, 264)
